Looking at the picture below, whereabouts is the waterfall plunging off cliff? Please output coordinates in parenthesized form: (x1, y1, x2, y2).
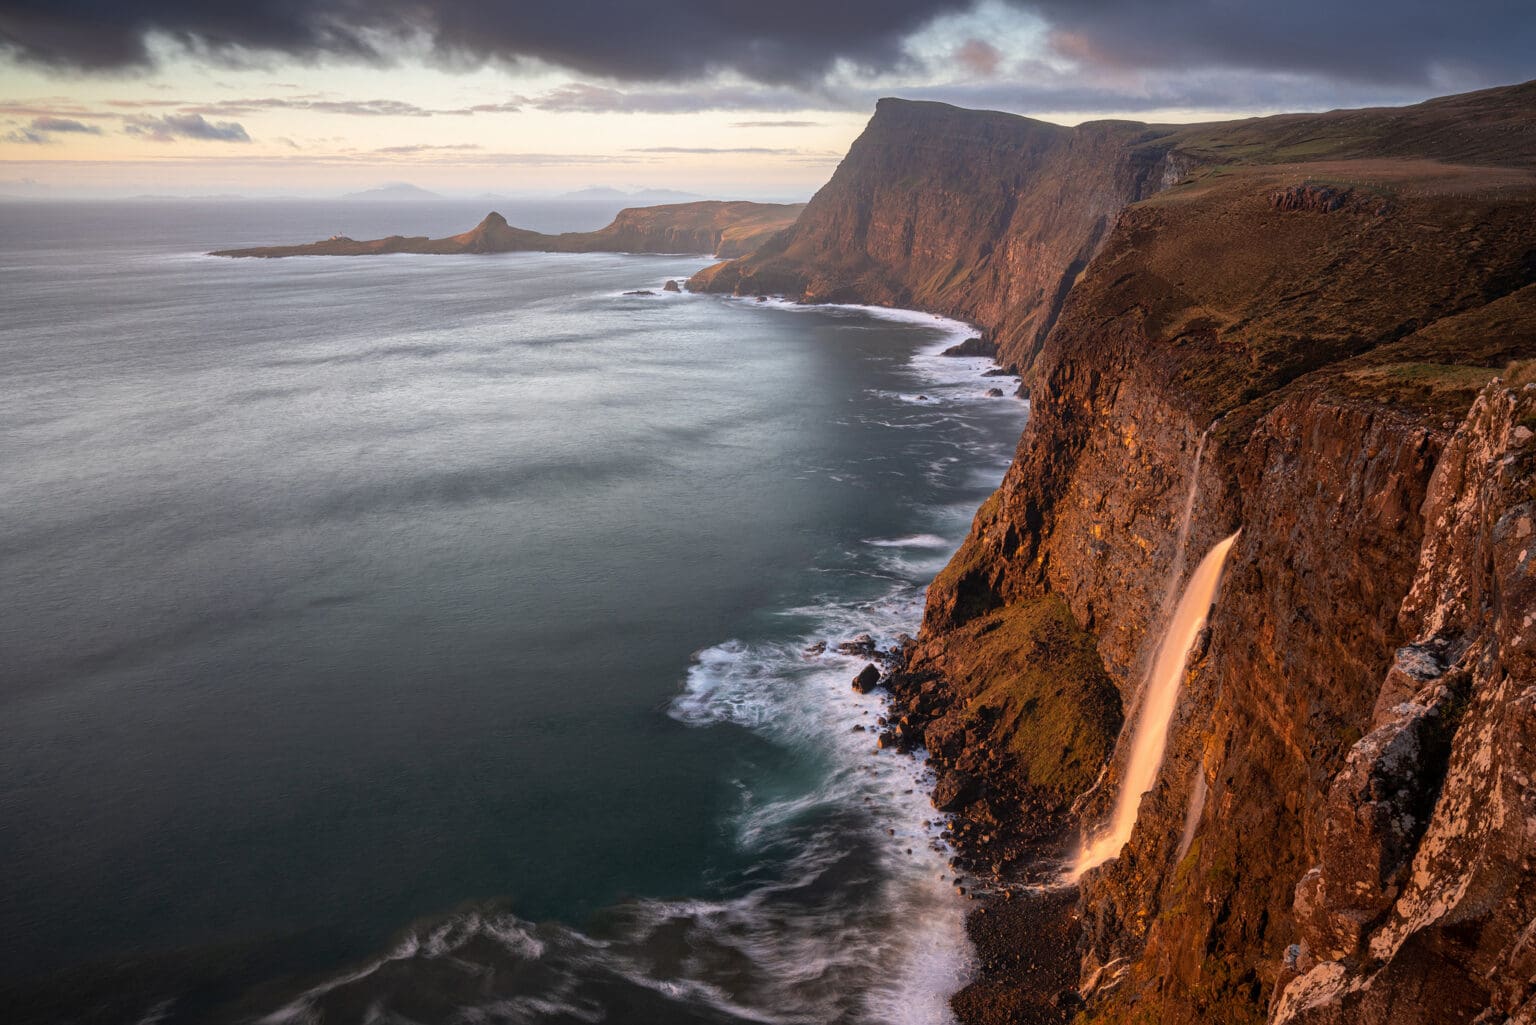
(1069, 532, 1240, 881)
(1161, 430, 1209, 611)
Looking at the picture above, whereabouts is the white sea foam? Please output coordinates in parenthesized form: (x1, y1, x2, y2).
(864, 534, 949, 549)
(255, 298, 1022, 1025)
(658, 304, 1027, 1022)
(668, 582, 973, 1025)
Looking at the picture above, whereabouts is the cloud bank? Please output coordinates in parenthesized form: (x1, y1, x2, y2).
(123, 113, 251, 142)
(0, 1, 972, 82)
(1, 0, 1532, 138)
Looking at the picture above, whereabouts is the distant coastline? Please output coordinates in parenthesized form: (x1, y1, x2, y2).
(211, 200, 803, 259)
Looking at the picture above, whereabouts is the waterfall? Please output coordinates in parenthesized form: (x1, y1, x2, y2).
(1068, 531, 1240, 881)
(1161, 429, 1209, 612)
(1175, 768, 1208, 863)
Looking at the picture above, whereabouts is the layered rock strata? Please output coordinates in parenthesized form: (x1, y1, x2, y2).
(702, 80, 1536, 1025)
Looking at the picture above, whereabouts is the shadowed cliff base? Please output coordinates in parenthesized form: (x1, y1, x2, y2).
(210, 200, 804, 259)
(697, 79, 1536, 1025)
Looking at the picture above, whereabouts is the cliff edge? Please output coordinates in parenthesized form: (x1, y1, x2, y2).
(692, 81, 1536, 376)
(714, 81, 1536, 1025)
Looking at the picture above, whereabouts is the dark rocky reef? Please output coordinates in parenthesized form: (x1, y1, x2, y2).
(944, 336, 997, 358)
(707, 79, 1536, 1025)
(211, 200, 803, 259)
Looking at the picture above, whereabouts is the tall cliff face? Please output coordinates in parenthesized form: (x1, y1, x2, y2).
(706, 81, 1536, 1025)
(1274, 378, 1536, 1025)
(917, 154, 1535, 1021)
(689, 99, 1180, 371)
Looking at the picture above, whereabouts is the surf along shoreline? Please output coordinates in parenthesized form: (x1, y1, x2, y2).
(729, 294, 1087, 1022)
(705, 293, 1042, 1019)
(225, 285, 1031, 1025)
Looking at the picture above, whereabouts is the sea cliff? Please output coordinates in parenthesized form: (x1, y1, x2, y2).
(698, 81, 1536, 1024)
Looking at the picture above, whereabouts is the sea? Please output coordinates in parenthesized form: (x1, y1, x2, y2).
(0, 200, 1029, 1024)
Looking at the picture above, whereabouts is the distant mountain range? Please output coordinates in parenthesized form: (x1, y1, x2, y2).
(340, 183, 444, 201)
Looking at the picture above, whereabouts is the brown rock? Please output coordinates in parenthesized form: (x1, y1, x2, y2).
(852, 663, 881, 693)
(932, 770, 980, 811)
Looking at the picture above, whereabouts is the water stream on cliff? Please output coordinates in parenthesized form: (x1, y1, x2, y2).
(0, 202, 1028, 1024)
(1069, 532, 1240, 881)
(1160, 430, 1210, 612)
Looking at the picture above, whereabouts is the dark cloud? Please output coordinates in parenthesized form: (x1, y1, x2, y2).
(62, 95, 517, 118)
(2, 113, 103, 142)
(123, 112, 251, 141)
(525, 83, 837, 114)
(1031, 1, 1536, 89)
(372, 143, 482, 154)
(518, 73, 1432, 118)
(209, 98, 444, 117)
(455, 100, 522, 115)
(0, 2, 1529, 113)
(30, 115, 100, 133)
(0, 0, 972, 83)
(0, 100, 96, 117)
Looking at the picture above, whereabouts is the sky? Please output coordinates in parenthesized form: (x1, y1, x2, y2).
(1, 1, 1533, 199)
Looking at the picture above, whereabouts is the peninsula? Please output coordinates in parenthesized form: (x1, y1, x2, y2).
(211, 200, 804, 259)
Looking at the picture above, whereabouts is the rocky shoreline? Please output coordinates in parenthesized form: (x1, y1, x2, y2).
(840, 629, 1087, 1024)
(693, 79, 1536, 1025)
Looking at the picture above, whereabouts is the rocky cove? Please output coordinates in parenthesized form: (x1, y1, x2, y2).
(693, 79, 1536, 1024)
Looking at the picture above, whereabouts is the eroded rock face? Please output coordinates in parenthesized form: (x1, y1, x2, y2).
(689, 99, 1183, 371)
(1274, 381, 1536, 1025)
(693, 81, 1536, 1025)
(1269, 183, 1390, 215)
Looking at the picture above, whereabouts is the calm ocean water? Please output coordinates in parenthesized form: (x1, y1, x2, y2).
(0, 201, 1027, 1024)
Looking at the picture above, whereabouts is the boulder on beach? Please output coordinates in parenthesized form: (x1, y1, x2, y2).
(852, 663, 881, 693)
(933, 770, 980, 811)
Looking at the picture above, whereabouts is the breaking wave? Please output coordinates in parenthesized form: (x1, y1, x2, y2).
(237, 301, 1025, 1025)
